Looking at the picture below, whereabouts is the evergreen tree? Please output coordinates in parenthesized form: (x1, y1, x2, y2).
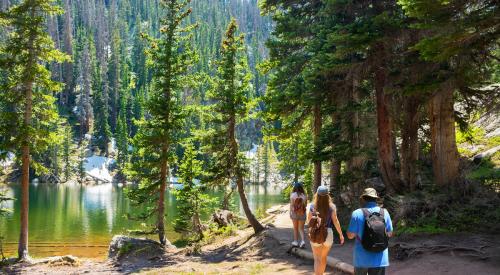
(116, 93, 129, 174)
(126, 0, 195, 246)
(93, 59, 112, 155)
(0, 0, 69, 259)
(261, 0, 326, 193)
(173, 142, 212, 240)
(63, 125, 72, 182)
(205, 19, 263, 233)
(399, 0, 499, 186)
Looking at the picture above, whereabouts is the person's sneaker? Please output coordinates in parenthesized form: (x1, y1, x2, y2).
(299, 241, 305, 248)
(291, 241, 299, 247)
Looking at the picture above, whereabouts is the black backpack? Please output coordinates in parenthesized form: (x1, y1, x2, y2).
(361, 208, 388, 252)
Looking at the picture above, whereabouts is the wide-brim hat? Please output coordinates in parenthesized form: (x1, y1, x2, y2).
(360, 187, 379, 199)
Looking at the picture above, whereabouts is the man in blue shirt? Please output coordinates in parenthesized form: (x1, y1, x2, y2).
(347, 188, 393, 275)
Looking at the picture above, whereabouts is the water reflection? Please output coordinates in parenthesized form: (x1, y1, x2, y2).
(0, 182, 282, 258)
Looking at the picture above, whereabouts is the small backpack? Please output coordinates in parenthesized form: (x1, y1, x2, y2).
(293, 196, 306, 216)
(361, 208, 389, 252)
(308, 210, 327, 244)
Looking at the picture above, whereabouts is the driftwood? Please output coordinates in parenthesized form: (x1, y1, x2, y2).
(212, 209, 236, 227)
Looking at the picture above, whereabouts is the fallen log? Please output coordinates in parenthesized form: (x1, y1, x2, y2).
(290, 247, 354, 275)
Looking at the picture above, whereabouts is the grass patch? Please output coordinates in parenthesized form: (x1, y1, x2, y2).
(173, 238, 190, 248)
(254, 207, 268, 220)
(249, 263, 265, 275)
(388, 183, 500, 236)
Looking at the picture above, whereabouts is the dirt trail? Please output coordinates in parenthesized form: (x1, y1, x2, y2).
(3, 204, 499, 275)
(272, 203, 500, 275)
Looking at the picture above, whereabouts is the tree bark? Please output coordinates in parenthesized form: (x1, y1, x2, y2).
(157, 146, 168, 246)
(401, 97, 420, 191)
(18, 88, 31, 260)
(313, 103, 322, 193)
(18, 17, 37, 260)
(229, 116, 263, 233)
(428, 89, 459, 186)
(375, 68, 402, 194)
(329, 159, 341, 205)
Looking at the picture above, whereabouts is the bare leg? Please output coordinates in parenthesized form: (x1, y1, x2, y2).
(292, 219, 299, 242)
(320, 245, 332, 274)
(311, 245, 322, 275)
(298, 220, 305, 242)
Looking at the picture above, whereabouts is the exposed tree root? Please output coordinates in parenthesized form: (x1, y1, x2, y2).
(392, 242, 490, 260)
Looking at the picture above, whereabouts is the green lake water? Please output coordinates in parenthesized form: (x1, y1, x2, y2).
(0, 182, 283, 258)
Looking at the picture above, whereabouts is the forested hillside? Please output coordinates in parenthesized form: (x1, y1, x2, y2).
(0, 0, 272, 185)
(0, 0, 498, 270)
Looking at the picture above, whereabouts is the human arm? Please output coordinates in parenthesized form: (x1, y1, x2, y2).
(346, 210, 359, 240)
(331, 209, 344, 245)
(385, 209, 393, 237)
(306, 205, 313, 224)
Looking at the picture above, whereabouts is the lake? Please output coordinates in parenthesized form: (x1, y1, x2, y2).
(0, 182, 283, 258)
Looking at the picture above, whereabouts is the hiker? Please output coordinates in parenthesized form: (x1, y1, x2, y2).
(290, 182, 307, 248)
(347, 188, 393, 275)
(307, 185, 344, 275)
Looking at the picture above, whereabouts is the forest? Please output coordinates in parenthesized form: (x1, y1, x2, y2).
(0, 0, 498, 274)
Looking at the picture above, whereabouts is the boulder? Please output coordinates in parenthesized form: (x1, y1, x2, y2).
(108, 235, 174, 262)
(212, 209, 235, 227)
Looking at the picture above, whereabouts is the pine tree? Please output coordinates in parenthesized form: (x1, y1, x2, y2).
(173, 142, 212, 240)
(93, 59, 112, 155)
(205, 19, 264, 233)
(399, 0, 499, 186)
(116, 93, 128, 174)
(63, 125, 72, 182)
(0, 0, 69, 259)
(126, 0, 196, 246)
(261, 0, 326, 193)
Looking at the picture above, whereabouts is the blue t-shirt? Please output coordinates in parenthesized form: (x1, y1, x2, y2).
(347, 202, 393, 268)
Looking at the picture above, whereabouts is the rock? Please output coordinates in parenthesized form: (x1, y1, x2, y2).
(365, 177, 385, 193)
(108, 235, 174, 262)
(212, 209, 235, 227)
(473, 145, 500, 163)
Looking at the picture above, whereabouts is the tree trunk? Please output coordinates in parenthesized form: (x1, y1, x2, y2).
(428, 89, 459, 186)
(221, 186, 232, 210)
(19, 80, 33, 260)
(157, 147, 168, 246)
(313, 103, 322, 193)
(229, 116, 263, 233)
(329, 159, 341, 205)
(18, 21, 36, 260)
(348, 79, 367, 196)
(236, 173, 264, 233)
(375, 68, 402, 194)
(401, 98, 420, 191)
